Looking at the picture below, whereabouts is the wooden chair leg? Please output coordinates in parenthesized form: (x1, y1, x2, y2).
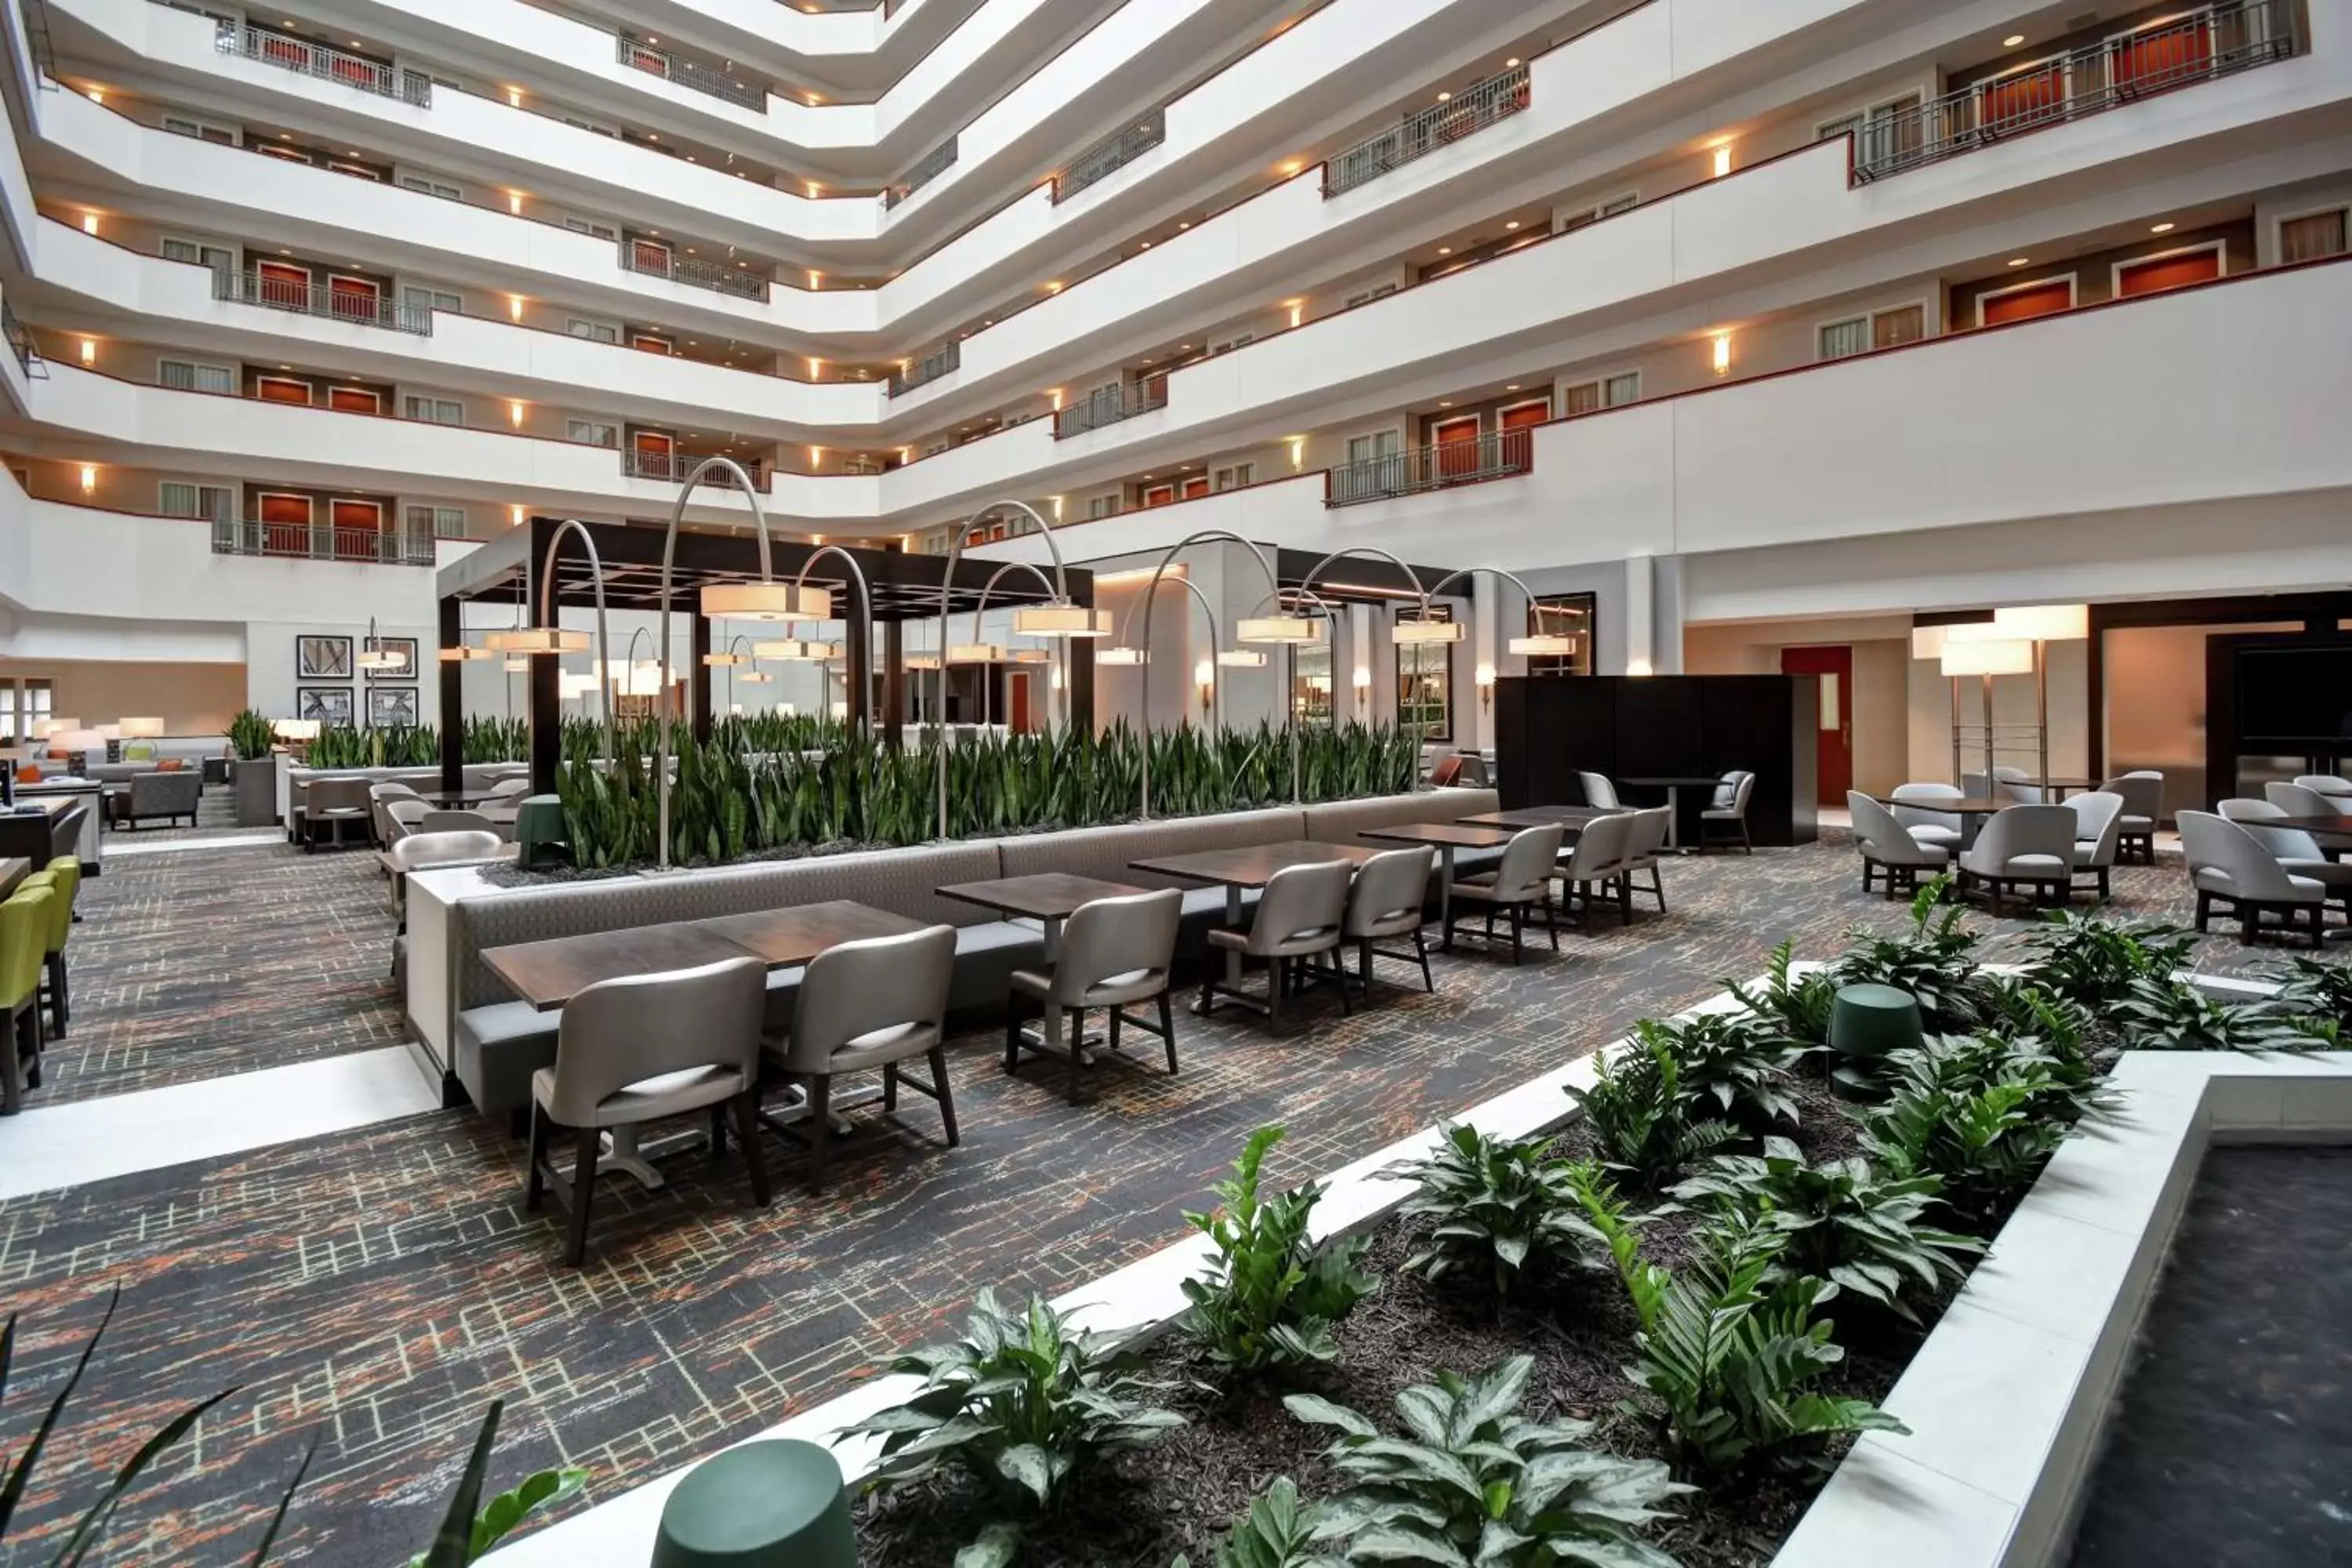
(525, 1105, 550, 1210)
(1004, 997, 1024, 1074)
(563, 1127, 599, 1266)
(1, 1005, 22, 1116)
(1158, 991, 1178, 1074)
(883, 1061, 899, 1112)
(1414, 928, 1433, 993)
(806, 1074, 832, 1194)
(2194, 889, 2211, 932)
(734, 1092, 771, 1206)
(927, 1046, 960, 1145)
(1066, 1009, 1085, 1105)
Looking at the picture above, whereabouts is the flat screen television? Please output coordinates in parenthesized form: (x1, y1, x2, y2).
(2235, 646, 2352, 748)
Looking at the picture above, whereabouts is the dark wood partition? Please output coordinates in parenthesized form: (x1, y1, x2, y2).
(1494, 676, 1819, 847)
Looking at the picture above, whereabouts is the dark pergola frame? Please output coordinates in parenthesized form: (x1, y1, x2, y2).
(434, 516, 1096, 792)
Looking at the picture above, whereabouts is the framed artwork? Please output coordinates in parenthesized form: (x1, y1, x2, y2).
(296, 635, 353, 679)
(296, 687, 355, 728)
(366, 637, 419, 681)
(367, 686, 420, 728)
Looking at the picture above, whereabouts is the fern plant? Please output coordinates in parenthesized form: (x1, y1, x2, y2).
(1723, 938, 1838, 1047)
(1181, 1126, 1377, 1374)
(1171, 1477, 1342, 1568)
(1384, 1123, 1603, 1298)
(1566, 1032, 1738, 1190)
(1285, 1357, 1689, 1568)
(2017, 909, 2192, 1009)
(1831, 877, 1990, 1033)
(844, 1288, 1184, 1566)
(1584, 1208, 1907, 1477)
(1671, 1138, 1981, 1322)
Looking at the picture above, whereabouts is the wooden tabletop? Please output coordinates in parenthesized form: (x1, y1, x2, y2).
(2258, 815, 2352, 839)
(1360, 821, 1515, 848)
(697, 900, 928, 967)
(1457, 805, 1608, 831)
(416, 786, 503, 806)
(1131, 840, 1378, 888)
(1871, 796, 2016, 815)
(1621, 775, 1726, 788)
(482, 923, 759, 1012)
(0, 857, 31, 898)
(937, 873, 1149, 922)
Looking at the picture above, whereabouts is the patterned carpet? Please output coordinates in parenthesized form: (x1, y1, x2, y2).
(0, 833, 2321, 1566)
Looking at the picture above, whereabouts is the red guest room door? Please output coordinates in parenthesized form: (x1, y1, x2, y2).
(1780, 645, 1853, 805)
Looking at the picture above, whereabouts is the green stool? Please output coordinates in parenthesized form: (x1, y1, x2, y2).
(1828, 983, 1923, 1094)
(653, 1440, 856, 1568)
(512, 795, 568, 872)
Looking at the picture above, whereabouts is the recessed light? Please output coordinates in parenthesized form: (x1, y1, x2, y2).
(1505, 56, 1520, 67)
(1438, 245, 1453, 256)
(1437, 91, 1452, 102)
(1437, 401, 1453, 408)
(1504, 220, 1520, 230)
(2008, 256, 2031, 267)
(2151, 221, 2176, 234)
(1506, 383, 1521, 390)
(2003, 33, 2027, 46)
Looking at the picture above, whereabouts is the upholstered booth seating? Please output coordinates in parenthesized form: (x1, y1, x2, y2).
(528, 956, 771, 1265)
(2181, 809, 2327, 947)
(999, 805, 1311, 956)
(1205, 859, 1353, 1022)
(0, 884, 53, 1114)
(1007, 888, 1182, 1102)
(287, 764, 523, 841)
(390, 831, 506, 985)
(2067, 790, 2127, 898)
(2218, 799, 2352, 925)
(1849, 791, 1951, 898)
(1889, 782, 1965, 850)
(1955, 804, 2077, 914)
(110, 770, 201, 829)
(1302, 788, 1507, 890)
(1700, 771, 1757, 852)
(1447, 823, 1565, 961)
(2101, 771, 2165, 863)
(1343, 846, 1437, 999)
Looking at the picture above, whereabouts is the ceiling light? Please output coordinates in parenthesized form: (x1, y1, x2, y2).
(2008, 256, 2031, 267)
(1014, 604, 1114, 638)
(2003, 33, 2027, 46)
(1437, 245, 1453, 256)
(1237, 615, 1323, 644)
(2151, 221, 2176, 234)
(1504, 220, 1520, 230)
(1437, 91, 1453, 102)
(1506, 56, 1521, 67)
(486, 627, 590, 654)
(701, 582, 833, 620)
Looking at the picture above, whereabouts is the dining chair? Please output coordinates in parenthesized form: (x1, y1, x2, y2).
(1446, 823, 1564, 961)
(2218, 799, 2352, 923)
(1551, 812, 1630, 927)
(384, 798, 430, 844)
(1889, 782, 1965, 850)
(1577, 771, 1621, 810)
(2101, 771, 2164, 862)
(0, 884, 50, 1114)
(1341, 845, 1436, 1000)
(1204, 860, 1353, 1023)
(370, 781, 420, 846)
(371, 782, 421, 801)
(527, 956, 771, 1265)
(2180, 810, 2326, 948)
(388, 830, 507, 982)
(2293, 774, 2352, 807)
(2266, 781, 2340, 819)
(488, 778, 534, 799)
(1615, 806, 1673, 911)
(303, 777, 374, 851)
(1699, 770, 1755, 853)
(2065, 789, 2125, 898)
(422, 808, 499, 837)
(1990, 765, 2044, 805)
(1848, 790, 1950, 898)
(764, 924, 958, 1192)
(1007, 888, 1182, 1103)
(1955, 804, 2076, 915)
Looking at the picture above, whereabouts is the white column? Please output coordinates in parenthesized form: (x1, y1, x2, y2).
(1624, 554, 1655, 676)
(1472, 575, 1499, 750)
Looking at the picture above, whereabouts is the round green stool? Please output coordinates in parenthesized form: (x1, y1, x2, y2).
(1828, 983, 1923, 1094)
(652, 1440, 856, 1568)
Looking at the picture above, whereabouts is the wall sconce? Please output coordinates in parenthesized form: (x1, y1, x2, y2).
(506, 192, 523, 214)
(78, 465, 96, 495)
(1711, 332, 1733, 376)
(1195, 656, 1214, 717)
(808, 356, 824, 379)
(1711, 143, 1734, 178)
(509, 504, 526, 527)
(1048, 388, 1065, 411)
(1049, 495, 1065, 521)
(85, 86, 102, 103)
(808, 445, 825, 468)
(1475, 662, 1496, 711)
(1352, 666, 1373, 709)
(1285, 298, 1305, 328)
(78, 339, 95, 365)
(505, 87, 523, 107)
(80, 212, 99, 236)
(508, 401, 526, 427)
(808, 269, 824, 289)
(508, 296, 524, 321)
(1287, 436, 1306, 473)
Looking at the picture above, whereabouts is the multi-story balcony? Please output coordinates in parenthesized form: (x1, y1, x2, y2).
(216, 269, 435, 334)
(1326, 428, 1530, 506)
(619, 447, 771, 490)
(614, 34, 767, 112)
(613, 239, 772, 303)
(212, 514, 438, 565)
(216, 23, 431, 106)
(1054, 374, 1166, 437)
(1054, 111, 1164, 204)
(1324, 63, 1529, 198)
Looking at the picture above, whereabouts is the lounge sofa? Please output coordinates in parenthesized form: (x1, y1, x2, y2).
(437, 787, 1499, 1120)
(111, 770, 202, 829)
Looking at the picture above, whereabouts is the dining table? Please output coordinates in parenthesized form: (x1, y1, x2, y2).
(1129, 840, 1381, 1011)
(1454, 804, 1610, 833)
(1871, 795, 2016, 851)
(1359, 821, 1514, 927)
(938, 872, 1149, 1059)
(413, 786, 510, 808)
(2254, 814, 2352, 862)
(1619, 775, 1729, 852)
(0, 856, 30, 901)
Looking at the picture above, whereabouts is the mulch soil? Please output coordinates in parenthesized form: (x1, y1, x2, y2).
(855, 1070, 1966, 1568)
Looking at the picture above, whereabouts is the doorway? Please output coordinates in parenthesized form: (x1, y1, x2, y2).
(1780, 644, 1853, 804)
(1432, 415, 1480, 481)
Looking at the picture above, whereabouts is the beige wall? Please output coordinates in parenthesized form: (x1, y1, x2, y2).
(0, 659, 245, 735)
(1906, 640, 2089, 788)
(2103, 621, 2302, 816)
(1682, 616, 1911, 796)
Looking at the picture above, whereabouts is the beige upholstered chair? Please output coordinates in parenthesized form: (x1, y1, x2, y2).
(1578, 771, 1621, 810)
(2293, 774, 2352, 807)
(2218, 799, 2352, 925)
(1552, 812, 1630, 927)
(2101, 771, 2164, 862)
(1447, 823, 1564, 960)
(1205, 860, 1353, 1022)
(764, 924, 958, 1192)
(423, 808, 500, 839)
(1849, 790, 1950, 898)
(2180, 809, 2326, 948)
(388, 829, 506, 982)
(302, 777, 374, 851)
(2066, 790, 2126, 898)
(1955, 804, 2076, 914)
(1889, 782, 1965, 850)
(1007, 889, 1181, 1103)
(526, 956, 770, 1265)
(1616, 806, 1674, 911)
(383, 798, 430, 844)
(1342, 845, 1436, 999)
(2266, 781, 2339, 819)
(1700, 771, 1756, 852)
(1990, 765, 2043, 805)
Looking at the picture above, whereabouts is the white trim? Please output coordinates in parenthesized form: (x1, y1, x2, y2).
(158, 110, 238, 145)
(1497, 394, 1552, 426)
(1557, 368, 1642, 415)
(2109, 238, 2227, 297)
(1973, 271, 2078, 328)
(1812, 297, 1932, 361)
(252, 374, 313, 405)
(2270, 200, 2352, 265)
(1342, 423, 1405, 464)
(1813, 85, 1928, 140)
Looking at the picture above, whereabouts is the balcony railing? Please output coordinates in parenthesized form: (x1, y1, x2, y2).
(218, 26, 428, 105)
(622, 449, 771, 491)
(888, 342, 960, 397)
(216, 271, 434, 334)
(884, 136, 959, 209)
(1054, 111, 1166, 203)
(1324, 65, 1529, 198)
(1853, 0, 2292, 182)
(615, 35, 764, 111)
(1054, 374, 1167, 437)
(214, 517, 436, 565)
(615, 241, 771, 301)
(2, 301, 40, 376)
(1327, 430, 1532, 506)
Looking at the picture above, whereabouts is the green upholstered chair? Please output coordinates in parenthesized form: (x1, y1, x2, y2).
(21, 855, 77, 1034)
(0, 884, 53, 1114)
(652, 1439, 855, 1568)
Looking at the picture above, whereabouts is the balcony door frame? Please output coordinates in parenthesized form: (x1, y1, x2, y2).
(1973, 272, 2077, 328)
(2111, 238, 2226, 298)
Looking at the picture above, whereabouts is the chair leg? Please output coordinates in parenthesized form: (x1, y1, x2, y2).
(1617, 875, 1632, 924)
(1158, 991, 1178, 1074)
(1004, 997, 1024, 1073)
(883, 1061, 899, 1112)
(806, 1074, 832, 1194)
(1268, 960, 1284, 1026)
(1108, 1007, 1123, 1052)
(20, 1005, 38, 1090)
(1650, 864, 1666, 912)
(524, 1105, 550, 1209)
(1, 1005, 21, 1116)
(1067, 1010, 1084, 1105)
(1544, 895, 1560, 951)
(1414, 927, 1433, 993)
(708, 1102, 728, 1159)
(1358, 937, 1374, 1000)
(562, 1127, 599, 1266)
(734, 1092, 771, 1205)
(1740, 819, 1753, 854)
(2240, 903, 2259, 946)
(1509, 906, 1523, 966)
(2194, 889, 2211, 932)
(929, 1046, 960, 1145)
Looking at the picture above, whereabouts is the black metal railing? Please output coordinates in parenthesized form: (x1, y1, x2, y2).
(216, 270, 433, 334)
(888, 342, 960, 397)
(884, 136, 959, 208)
(615, 34, 764, 111)
(621, 449, 770, 490)
(1324, 64, 1528, 197)
(615, 241, 770, 301)
(214, 517, 436, 565)
(1054, 111, 1166, 202)
(1054, 374, 1167, 437)
(1853, 0, 2291, 182)
(218, 25, 428, 104)
(2, 301, 41, 376)
(1327, 430, 1532, 506)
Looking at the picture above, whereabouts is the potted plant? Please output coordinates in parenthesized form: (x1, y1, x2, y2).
(227, 709, 279, 827)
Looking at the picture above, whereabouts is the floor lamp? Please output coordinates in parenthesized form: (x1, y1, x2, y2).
(1939, 636, 2034, 790)
(1992, 604, 2091, 794)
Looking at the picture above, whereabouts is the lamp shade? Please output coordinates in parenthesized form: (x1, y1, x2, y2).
(118, 716, 166, 738)
(754, 639, 840, 662)
(702, 582, 833, 622)
(702, 651, 746, 667)
(1236, 615, 1323, 644)
(905, 653, 942, 671)
(1005, 648, 1051, 664)
(356, 643, 409, 671)
(1993, 604, 2090, 641)
(438, 645, 495, 662)
(1217, 648, 1269, 668)
(1095, 646, 1145, 666)
(948, 643, 1004, 664)
(272, 718, 320, 741)
(1392, 615, 1465, 645)
(503, 656, 532, 673)
(1940, 637, 2034, 677)
(1012, 603, 1113, 638)
(1508, 633, 1579, 657)
(736, 670, 775, 684)
(486, 626, 592, 655)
